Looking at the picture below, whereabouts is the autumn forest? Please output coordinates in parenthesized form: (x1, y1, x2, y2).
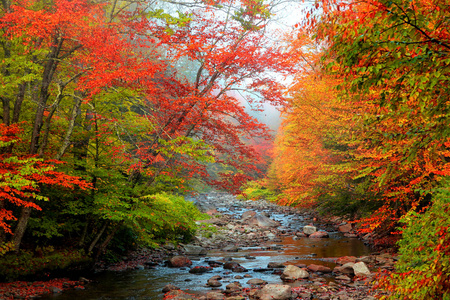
(0, 0, 449, 298)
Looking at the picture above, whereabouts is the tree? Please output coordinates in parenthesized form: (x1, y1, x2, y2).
(0, 124, 90, 250)
(309, 0, 450, 237)
(0, 0, 300, 253)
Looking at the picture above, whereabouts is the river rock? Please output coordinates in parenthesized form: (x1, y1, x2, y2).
(168, 256, 192, 268)
(247, 278, 267, 285)
(162, 284, 180, 293)
(183, 244, 208, 256)
(246, 214, 280, 228)
(224, 261, 241, 270)
(303, 225, 317, 235)
(267, 262, 285, 268)
(356, 256, 373, 264)
(222, 244, 239, 252)
(207, 260, 223, 267)
(206, 291, 225, 300)
(266, 232, 277, 240)
(307, 264, 332, 273)
(232, 265, 248, 272)
(338, 223, 352, 233)
(281, 265, 309, 281)
(336, 256, 357, 265)
(164, 290, 198, 299)
(225, 282, 243, 295)
(189, 266, 212, 274)
(258, 284, 292, 300)
(207, 279, 222, 287)
(242, 210, 257, 220)
(352, 262, 371, 276)
(334, 262, 355, 275)
(335, 275, 352, 282)
(309, 231, 329, 238)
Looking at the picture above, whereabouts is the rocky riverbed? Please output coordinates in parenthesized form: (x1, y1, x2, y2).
(153, 192, 394, 300)
(2, 192, 395, 299)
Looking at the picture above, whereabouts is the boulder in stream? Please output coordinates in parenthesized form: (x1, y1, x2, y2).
(258, 284, 292, 300)
(224, 282, 243, 296)
(207, 279, 222, 287)
(168, 256, 192, 268)
(267, 262, 285, 268)
(247, 278, 267, 286)
(189, 266, 212, 274)
(280, 265, 309, 281)
(241, 210, 257, 220)
(334, 262, 355, 275)
(303, 225, 317, 235)
(246, 214, 280, 228)
(352, 262, 371, 277)
(309, 230, 329, 238)
(336, 256, 357, 265)
(307, 264, 332, 273)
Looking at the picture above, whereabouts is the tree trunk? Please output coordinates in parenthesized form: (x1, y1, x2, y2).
(54, 97, 83, 159)
(78, 218, 89, 247)
(95, 223, 122, 260)
(88, 222, 107, 253)
(12, 206, 32, 251)
(1, 97, 10, 126)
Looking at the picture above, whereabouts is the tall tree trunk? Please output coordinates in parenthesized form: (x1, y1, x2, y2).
(95, 222, 122, 260)
(12, 207, 31, 251)
(1, 97, 10, 126)
(88, 222, 107, 253)
(12, 37, 63, 251)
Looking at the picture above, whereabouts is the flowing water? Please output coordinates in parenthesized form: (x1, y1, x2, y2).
(41, 197, 372, 299)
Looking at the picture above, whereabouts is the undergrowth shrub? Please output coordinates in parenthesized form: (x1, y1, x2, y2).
(378, 187, 450, 299)
(135, 192, 209, 246)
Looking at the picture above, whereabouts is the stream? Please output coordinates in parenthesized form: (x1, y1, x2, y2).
(40, 192, 375, 300)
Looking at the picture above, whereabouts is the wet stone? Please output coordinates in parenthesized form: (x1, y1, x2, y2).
(247, 278, 267, 285)
(267, 262, 285, 268)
